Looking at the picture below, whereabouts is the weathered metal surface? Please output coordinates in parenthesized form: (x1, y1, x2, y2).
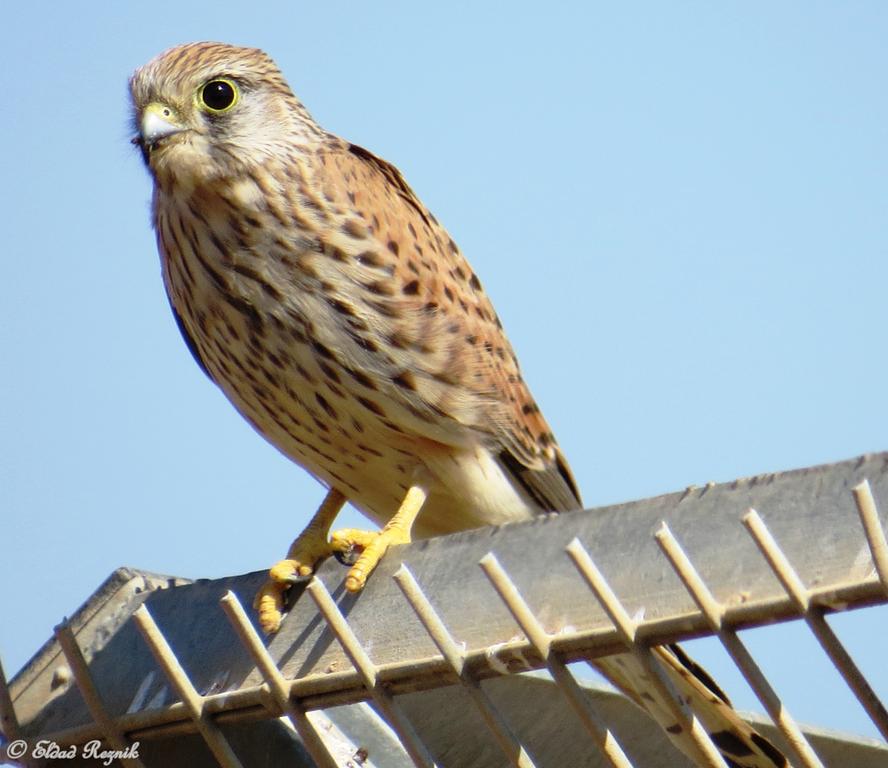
(10, 676, 888, 768)
(392, 675, 888, 768)
(9, 569, 189, 743)
(6, 452, 888, 761)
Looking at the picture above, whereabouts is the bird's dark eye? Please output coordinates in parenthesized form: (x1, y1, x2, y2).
(199, 79, 238, 113)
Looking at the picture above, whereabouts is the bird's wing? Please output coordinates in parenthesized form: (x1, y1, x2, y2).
(169, 299, 213, 381)
(595, 645, 787, 767)
(312, 140, 582, 511)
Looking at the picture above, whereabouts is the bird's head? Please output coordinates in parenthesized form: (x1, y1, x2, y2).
(129, 42, 322, 183)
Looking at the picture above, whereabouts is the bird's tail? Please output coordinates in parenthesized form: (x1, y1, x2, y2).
(593, 643, 787, 767)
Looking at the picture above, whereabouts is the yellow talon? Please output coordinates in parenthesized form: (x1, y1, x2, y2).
(331, 485, 427, 593)
(254, 483, 428, 632)
(254, 586, 288, 634)
(254, 487, 346, 634)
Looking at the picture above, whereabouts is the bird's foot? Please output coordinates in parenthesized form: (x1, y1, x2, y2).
(254, 529, 335, 633)
(254, 485, 426, 632)
(330, 484, 427, 592)
(330, 526, 411, 593)
(254, 488, 347, 634)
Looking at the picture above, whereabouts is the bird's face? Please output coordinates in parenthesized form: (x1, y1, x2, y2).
(129, 42, 321, 184)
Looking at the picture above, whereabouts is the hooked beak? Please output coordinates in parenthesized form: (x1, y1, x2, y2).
(133, 102, 186, 162)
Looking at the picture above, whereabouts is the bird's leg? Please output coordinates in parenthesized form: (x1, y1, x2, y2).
(331, 484, 428, 593)
(254, 487, 346, 633)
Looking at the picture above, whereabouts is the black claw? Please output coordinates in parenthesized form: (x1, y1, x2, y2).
(334, 544, 362, 566)
(283, 572, 313, 585)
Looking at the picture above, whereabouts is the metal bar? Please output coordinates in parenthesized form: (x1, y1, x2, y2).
(305, 577, 439, 768)
(478, 553, 635, 768)
(0, 655, 21, 743)
(392, 566, 467, 675)
(853, 480, 888, 593)
(743, 510, 811, 610)
(744, 508, 888, 743)
(219, 591, 339, 768)
(0, 654, 35, 768)
(394, 564, 538, 768)
(132, 605, 244, 768)
(806, 612, 888, 742)
(564, 540, 729, 768)
(655, 522, 825, 768)
(54, 623, 146, 768)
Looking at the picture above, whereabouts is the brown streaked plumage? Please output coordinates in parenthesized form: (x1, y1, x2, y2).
(130, 43, 785, 768)
(130, 42, 578, 535)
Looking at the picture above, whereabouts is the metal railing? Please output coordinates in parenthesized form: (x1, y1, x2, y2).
(3, 455, 888, 767)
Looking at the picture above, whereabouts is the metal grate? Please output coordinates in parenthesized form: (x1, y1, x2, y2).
(3, 453, 888, 767)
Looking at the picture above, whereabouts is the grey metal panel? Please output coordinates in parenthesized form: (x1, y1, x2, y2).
(6, 452, 888, 762)
(21, 677, 888, 768)
(9, 570, 190, 743)
(389, 676, 888, 768)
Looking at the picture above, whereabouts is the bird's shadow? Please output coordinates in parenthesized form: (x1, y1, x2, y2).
(274, 564, 360, 679)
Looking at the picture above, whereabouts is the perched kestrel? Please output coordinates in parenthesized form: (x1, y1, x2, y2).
(130, 43, 785, 767)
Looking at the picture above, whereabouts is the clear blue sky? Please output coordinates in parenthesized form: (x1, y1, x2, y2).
(3, 0, 887, 744)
